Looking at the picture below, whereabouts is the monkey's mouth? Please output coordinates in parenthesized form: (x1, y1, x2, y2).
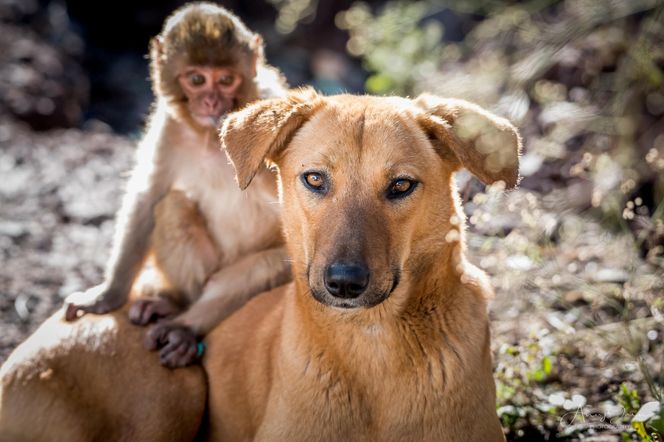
(192, 113, 226, 128)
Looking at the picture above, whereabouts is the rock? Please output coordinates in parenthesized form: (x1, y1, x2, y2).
(593, 268, 629, 283)
(0, 221, 28, 239)
(506, 254, 534, 271)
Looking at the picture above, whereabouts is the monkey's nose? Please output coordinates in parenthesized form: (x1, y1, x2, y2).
(202, 95, 220, 112)
(324, 262, 370, 299)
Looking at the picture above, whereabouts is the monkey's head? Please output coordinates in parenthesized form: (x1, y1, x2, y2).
(150, 2, 264, 129)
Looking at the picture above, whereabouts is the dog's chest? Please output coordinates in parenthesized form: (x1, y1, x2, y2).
(260, 341, 453, 441)
(259, 373, 448, 442)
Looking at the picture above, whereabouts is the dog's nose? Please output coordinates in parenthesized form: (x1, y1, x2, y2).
(324, 263, 370, 299)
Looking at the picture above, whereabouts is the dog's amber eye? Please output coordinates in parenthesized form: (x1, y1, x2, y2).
(301, 172, 328, 194)
(387, 178, 417, 199)
(189, 73, 206, 87)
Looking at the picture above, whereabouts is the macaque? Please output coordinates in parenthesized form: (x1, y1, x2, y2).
(64, 2, 291, 367)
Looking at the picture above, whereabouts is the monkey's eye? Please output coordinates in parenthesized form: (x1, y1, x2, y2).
(218, 75, 235, 86)
(301, 171, 328, 194)
(386, 178, 417, 200)
(189, 73, 206, 87)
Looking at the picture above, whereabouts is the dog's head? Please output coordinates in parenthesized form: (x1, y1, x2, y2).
(220, 88, 521, 310)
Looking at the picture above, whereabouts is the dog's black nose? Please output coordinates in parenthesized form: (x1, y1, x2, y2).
(324, 263, 370, 299)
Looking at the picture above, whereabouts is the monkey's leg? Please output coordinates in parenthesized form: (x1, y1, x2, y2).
(129, 190, 220, 326)
(146, 246, 291, 368)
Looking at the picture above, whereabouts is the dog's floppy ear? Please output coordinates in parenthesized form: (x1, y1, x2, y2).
(413, 94, 521, 188)
(219, 87, 324, 189)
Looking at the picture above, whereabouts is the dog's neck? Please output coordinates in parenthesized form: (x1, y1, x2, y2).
(278, 238, 493, 430)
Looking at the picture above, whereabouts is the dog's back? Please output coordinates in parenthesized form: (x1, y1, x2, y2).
(0, 308, 206, 441)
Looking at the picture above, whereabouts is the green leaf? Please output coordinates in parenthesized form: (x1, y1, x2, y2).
(365, 74, 393, 94)
(648, 413, 664, 435)
(632, 421, 651, 441)
(542, 356, 553, 375)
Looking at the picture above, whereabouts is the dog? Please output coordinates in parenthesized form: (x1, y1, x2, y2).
(0, 88, 520, 441)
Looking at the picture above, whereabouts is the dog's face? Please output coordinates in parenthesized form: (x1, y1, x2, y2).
(220, 89, 520, 310)
(276, 99, 455, 309)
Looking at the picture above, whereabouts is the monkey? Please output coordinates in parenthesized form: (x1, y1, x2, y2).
(63, 2, 291, 368)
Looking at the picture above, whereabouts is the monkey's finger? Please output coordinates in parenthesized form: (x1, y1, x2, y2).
(140, 301, 160, 325)
(64, 303, 88, 322)
(160, 341, 189, 367)
(128, 300, 148, 325)
(145, 325, 169, 350)
(166, 341, 198, 368)
(180, 343, 199, 367)
(64, 304, 79, 321)
(172, 335, 200, 367)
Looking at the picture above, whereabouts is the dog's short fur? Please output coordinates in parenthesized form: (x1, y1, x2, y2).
(0, 306, 205, 441)
(0, 89, 520, 441)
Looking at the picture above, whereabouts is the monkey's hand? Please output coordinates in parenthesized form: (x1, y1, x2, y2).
(63, 283, 127, 321)
(145, 322, 201, 368)
(128, 298, 181, 326)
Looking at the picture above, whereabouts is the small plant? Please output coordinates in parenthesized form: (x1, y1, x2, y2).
(631, 401, 664, 441)
(614, 383, 664, 441)
(619, 383, 643, 415)
(494, 332, 559, 438)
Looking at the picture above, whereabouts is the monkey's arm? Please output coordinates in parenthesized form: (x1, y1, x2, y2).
(64, 140, 173, 321)
(144, 246, 291, 367)
(179, 246, 291, 335)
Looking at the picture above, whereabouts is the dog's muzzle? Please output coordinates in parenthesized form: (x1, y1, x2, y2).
(310, 263, 399, 309)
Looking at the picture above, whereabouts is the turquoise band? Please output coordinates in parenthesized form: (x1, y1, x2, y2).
(196, 341, 206, 358)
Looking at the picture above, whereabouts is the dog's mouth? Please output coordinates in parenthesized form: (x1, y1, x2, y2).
(309, 269, 401, 310)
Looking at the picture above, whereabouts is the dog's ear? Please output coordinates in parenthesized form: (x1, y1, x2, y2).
(413, 94, 521, 189)
(219, 87, 324, 189)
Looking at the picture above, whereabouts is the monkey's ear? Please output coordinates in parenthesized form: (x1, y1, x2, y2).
(413, 94, 521, 189)
(149, 36, 164, 62)
(248, 34, 264, 78)
(220, 87, 324, 190)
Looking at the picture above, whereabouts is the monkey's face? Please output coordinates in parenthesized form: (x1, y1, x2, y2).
(177, 66, 243, 128)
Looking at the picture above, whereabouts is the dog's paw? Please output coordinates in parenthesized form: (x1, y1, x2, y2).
(145, 322, 201, 368)
(128, 298, 180, 326)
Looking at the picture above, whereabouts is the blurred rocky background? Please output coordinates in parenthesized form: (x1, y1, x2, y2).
(0, 0, 662, 440)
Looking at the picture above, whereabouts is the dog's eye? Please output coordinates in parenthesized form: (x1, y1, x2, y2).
(387, 178, 417, 200)
(301, 172, 328, 194)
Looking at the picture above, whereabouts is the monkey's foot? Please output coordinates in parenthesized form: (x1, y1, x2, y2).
(63, 285, 126, 321)
(145, 322, 200, 368)
(128, 298, 180, 326)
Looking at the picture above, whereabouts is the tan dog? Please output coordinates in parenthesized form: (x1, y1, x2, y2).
(0, 89, 520, 441)
(204, 88, 520, 441)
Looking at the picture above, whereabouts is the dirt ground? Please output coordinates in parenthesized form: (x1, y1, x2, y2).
(0, 116, 133, 360)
